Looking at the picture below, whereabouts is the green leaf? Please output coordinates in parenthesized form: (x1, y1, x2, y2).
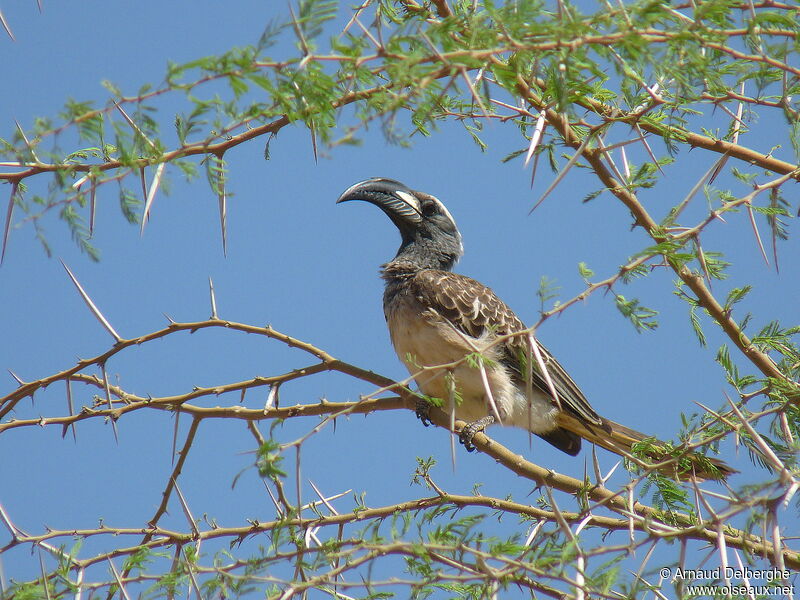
(577, 262, 594, 280)
(614, 295, 658, 332)
(537, 275, 560, 312)
(723, 285, 752, 312)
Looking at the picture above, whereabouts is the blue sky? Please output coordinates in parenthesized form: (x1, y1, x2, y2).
(1, 0, 798, 593)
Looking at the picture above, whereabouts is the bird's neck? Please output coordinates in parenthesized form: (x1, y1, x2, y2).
(380, 259, 420, 283)
(382, 239, 459, 276)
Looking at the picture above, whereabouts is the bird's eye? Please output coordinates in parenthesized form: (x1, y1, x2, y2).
(420, 201, 437, 217)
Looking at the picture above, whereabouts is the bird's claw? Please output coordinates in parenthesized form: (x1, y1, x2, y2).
(459, 416, 495, 452)
(415, 398, 432, 427)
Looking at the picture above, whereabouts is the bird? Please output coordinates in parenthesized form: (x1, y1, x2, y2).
(337, 177, 732, 480)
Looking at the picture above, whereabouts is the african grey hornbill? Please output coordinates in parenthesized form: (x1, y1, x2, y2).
(337, 177, 732, 480)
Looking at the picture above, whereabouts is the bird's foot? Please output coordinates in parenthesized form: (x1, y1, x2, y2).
(459, 416, 496, 452)
(415, 398, 432, 427)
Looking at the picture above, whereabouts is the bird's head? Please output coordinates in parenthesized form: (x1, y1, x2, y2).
(337, 178, 463, 271)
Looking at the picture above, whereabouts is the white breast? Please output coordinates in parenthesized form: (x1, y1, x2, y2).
(385, 295, 557, 433)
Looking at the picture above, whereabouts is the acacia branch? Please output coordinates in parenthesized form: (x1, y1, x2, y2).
(515, 77, 799, 395)
(2, 29, 796, 188)
(7, 483, 798, 572)
(0, 318, 401, 420)
(433, 410, 800, 569)
(4, 313, 793, 567)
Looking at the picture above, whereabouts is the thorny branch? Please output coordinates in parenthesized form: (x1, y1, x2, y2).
(1, 312, 798, 581)
(0, 318, 400, 422)
(2, 2, 799, 598)
(2, 3, 799, 261)
(513, 78, 799, 401)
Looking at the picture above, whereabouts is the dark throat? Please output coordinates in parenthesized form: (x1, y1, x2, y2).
(382, 237, 458, 277)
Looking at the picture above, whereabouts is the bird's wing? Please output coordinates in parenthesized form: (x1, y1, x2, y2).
(412, 269, 605, 427)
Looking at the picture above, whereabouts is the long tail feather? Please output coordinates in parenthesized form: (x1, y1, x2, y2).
(556, 413, 735, 481)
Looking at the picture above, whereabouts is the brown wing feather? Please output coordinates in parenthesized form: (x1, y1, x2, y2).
(410, 269, 605, 427)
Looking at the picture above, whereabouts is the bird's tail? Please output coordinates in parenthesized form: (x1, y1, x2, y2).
(555, 413, 734, 481)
